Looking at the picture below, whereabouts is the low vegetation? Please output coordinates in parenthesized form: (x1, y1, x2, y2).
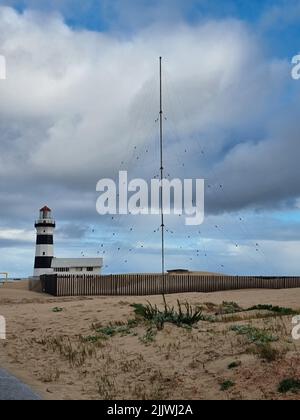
(247, 305, 298, 316)
(220, 380, 235, 391)
(32, 335, 97, 367)
(228, 361, 241, 370)
(278, 379, 300, 394)
(255, 343, 280, 362)
(198, 302, 300, 324)
(139, 327, 157, 345)
(21, 292, 300, 400)
(132, 300, 205, 329)
(52, 307, 63, 313)
(230, 325, 278, 345)
(216, 302, 244, 315)
(95, 324, 134, 337)
(82, 320, 140, 343)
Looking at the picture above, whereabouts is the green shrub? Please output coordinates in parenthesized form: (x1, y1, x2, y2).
(220, 380, 235, 391)
(97, 326, 117, 337)
(228, 361, 241, 370)
(278, 379, 300, 394)
(139, 327, 157, 345)
(132, 300, 204, 329)
(95, 324, 133, 337)
(52, 307, 63, 313)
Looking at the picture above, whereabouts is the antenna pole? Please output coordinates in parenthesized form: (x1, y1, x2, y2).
(159, 57, 166, 304)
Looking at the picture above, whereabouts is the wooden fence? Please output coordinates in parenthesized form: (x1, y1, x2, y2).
(40, 274, 300, 297)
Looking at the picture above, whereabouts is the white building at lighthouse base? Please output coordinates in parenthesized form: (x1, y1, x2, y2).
(51, 258, 103, 275)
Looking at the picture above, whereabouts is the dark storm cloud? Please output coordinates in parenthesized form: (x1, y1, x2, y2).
(206, 104, 300, 214)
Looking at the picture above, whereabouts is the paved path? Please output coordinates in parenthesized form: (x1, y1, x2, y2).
(0, 369, 41, 400)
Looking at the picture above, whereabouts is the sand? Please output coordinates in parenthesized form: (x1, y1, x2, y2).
(0, 281, 300, 400)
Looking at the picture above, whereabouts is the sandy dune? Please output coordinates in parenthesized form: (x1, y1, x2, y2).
(0, 281, 300, 400)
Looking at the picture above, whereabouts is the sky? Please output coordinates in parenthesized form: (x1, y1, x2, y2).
(0, 0, 300, 277)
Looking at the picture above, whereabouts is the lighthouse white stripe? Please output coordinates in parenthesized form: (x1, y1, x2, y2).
(35, 245, 54, 257)
(36, 226, 54, 235)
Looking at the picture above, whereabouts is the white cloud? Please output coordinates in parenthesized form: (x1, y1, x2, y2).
(0, 7, 289, 187)
(0, 228, 34, 241)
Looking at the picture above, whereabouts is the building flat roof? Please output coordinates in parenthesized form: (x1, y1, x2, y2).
(51, 258, 103, 268)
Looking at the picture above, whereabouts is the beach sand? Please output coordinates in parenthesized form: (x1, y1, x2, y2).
(0, 281, 300, 400)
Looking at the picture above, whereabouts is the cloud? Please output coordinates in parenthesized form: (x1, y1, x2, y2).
(0, 5, 299, 276)
(0, 7, 293, 213)
(0, 228, 34, 242)
(56, 223, 89, 239)
(260, 0, 300, 29)
(208, 104, 300, 212)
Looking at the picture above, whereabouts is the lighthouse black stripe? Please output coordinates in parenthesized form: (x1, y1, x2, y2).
(34, 257, 53, 269)
(35, 222, 56, 228)
(36, 235, 54, 245)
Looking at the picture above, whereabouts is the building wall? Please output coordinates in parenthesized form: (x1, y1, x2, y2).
(53, 266, 102, 275)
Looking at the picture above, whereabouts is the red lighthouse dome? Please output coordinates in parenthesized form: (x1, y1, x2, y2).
(40, 206, 51, 212)
(39, 206, 52, 220)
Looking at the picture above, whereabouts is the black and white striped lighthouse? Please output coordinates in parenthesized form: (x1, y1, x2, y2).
(33, 206, 55, 277)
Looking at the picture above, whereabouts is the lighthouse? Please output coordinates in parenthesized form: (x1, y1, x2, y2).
(33, 206, 55, 277)
(32, 206, 103, 280)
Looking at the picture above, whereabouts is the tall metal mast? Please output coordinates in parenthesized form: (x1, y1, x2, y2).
(159, 57, 166, 300)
